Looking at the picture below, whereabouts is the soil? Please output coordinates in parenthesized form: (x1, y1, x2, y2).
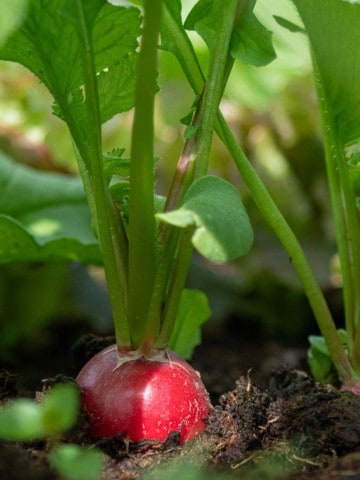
(1, 325, 360, 480)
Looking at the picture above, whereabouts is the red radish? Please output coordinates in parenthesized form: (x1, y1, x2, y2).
(341, 381, 360, 396)
(76, 345, 211, 443)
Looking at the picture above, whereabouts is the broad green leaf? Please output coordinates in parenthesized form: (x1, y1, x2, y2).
(169, 289, 211, 359)
(230, 10, 276, 67)
(0, 1, 140, 131)
(157, 176, 253, 263)
(0, 152, 100, 264)
(0, 400, 43, 441)
(97, 60, 136, 124)
(291, 0, 360, 149)
(49, 444, 103, 480)
(0, 0, 28, 47)
(185, 0, 275, 67)
(291, 0, 360, 341)
(41, 384, 80, 435)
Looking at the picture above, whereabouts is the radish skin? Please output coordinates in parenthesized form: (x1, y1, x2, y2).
(76, 346, 211, 443)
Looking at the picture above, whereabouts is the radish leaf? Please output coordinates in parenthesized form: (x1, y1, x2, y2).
(291, 0, 360, 148)
(292, 0, 360, 353)
(49, 445, 103, 480)
(0, 152, 100, 264)
(308, 330, 348, 383)
(0, 0, 140, 130)
(169, 289, 211, 359)
(273, 15, 304, 34)
(41, 384, 80, 435)
(0, 383, 79, 441)
(157, 176, 253, 263)
(230, 9, 276, 67)
(0, 0, 28, 47)
(0, 400, 43, 441)
(185, 0, 276, 67)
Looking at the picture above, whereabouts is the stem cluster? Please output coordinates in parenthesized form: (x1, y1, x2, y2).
(74, 0, 359, 383)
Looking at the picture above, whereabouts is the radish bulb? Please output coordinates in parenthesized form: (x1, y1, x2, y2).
(76, 345, 210, 443)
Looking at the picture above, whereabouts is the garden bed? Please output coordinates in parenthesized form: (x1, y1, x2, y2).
(1, 322, 360, 480)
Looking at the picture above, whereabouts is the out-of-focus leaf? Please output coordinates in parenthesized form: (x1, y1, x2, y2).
(185, 0, 275, 67)
(291, 0, 360, 148)
(273, 15, 304, 33)
(0, 0, 28, 47)
(308, 330, 348, 383)
(41, 384, 80, 435)
(169, 289, 211, 359)
(0, 152, 101, 264)
(230, 10, 276, 66)
(49, 444, 103, 480)
(0, 383, 79, 441)
(0, 400, 43, 441)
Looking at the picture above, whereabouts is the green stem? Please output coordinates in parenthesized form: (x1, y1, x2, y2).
(193, 2, 239, 178)
(74, 1, 130, 347)
(155, 0, 240, 348)
(313, 60, 360, 369)
(161, 2, 354, 381)
(146, 123, 201, 345)
(128, 0, 162, 351)
(218, 114, 353, 382)
(155, 228, 194, 349)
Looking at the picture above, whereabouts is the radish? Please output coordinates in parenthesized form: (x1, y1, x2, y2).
(76, 345, 211, 443)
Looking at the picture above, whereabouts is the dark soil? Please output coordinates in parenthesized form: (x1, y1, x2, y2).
(1, 330, 360, 480)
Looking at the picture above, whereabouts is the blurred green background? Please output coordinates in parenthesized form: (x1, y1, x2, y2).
(0, 0, 341, 361)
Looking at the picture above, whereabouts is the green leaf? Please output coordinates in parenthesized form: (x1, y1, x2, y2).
(103, 148, 129, 180)
(308, 330, 348, 383)
(0, 400, 44, 441)
(161, 0, 204, 93)
(0, 0, 140, 130)
(0, 152, 100, 264)
(157, 175, 253, 263)
(0, 383, 79, 441)
(185, 0, 275, 67)
(273, 15, 305, 34)
(110, 180, 166, 226)
(230, 10, 276, 67)
(109, 180, 131, 224)
(291, 0, 360, 148)
(41, 384, 80, 435)
(0, 0, 28, 47)
(49, 444, 103, 480)
(184, 0, 223, 52)
(291, 0, 360, 355)
(97, 60, 137, 124)
(161, 0, 183, 53)
(169, 289, 211, 359)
